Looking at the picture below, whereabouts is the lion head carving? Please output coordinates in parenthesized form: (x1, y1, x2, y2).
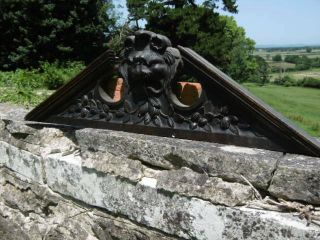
(120, 30, 182, 95)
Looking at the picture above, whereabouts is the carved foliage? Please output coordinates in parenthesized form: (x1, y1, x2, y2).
(63, 90, 247, 135)
(60, 30, 249, 136)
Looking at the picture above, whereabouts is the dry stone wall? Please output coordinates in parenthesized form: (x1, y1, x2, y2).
(0, 103, 320, 239)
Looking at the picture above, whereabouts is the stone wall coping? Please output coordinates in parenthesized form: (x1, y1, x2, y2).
(1, 103, 320, 239)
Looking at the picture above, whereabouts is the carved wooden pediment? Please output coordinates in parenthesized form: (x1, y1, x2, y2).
(25, 30, 320, 157)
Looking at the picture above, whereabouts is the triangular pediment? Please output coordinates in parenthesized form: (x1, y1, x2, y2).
(25, 30, 320, 157)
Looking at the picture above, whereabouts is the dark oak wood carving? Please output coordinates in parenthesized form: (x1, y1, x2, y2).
(25, 30, 320, 157)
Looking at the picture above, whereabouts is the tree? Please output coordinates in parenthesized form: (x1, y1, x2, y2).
(0, 0, 117, 70)
(107, 23, 134, 55)
(306, 47, 312, 53)
(272, 54, 282, 62)
(219, 15, 258, 82)
(253, 56, 270, 85)
(126, 0, 149, 29)
(284, 55, 300, 63)
(126, 0, 259, 82)
(284, 55, 313, 70)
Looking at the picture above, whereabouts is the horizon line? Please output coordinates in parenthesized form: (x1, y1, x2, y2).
(256, 43, 320, 48)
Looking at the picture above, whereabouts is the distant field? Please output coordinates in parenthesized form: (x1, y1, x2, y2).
(268, 62, 296, 74)
(270, 67, 320, 81)
(254, 48, 320, 60)
(243, 83, 320, 136)
(254, 46, 320, 82)
(288, 67, 320, 79)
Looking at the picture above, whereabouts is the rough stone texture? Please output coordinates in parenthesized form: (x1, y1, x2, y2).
(80, 152, 255, 207)
(0, 103, 27, 121)
(0, 168, 175, 240)
(0, 215, 30, 240)
(0, 121, 77, 160)
(269, 154, 320, 204)
(156, 167, 255, 206)
(81, 151, 144, 182)
(0, 141, 43, 183)
(0, 104, 320, 239)
(1, 158, 320, 240)
(76, 128, 281, 189)
(43, 153, 319, 239)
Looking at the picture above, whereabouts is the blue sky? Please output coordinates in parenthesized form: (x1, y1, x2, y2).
(114, 0, 320, 46)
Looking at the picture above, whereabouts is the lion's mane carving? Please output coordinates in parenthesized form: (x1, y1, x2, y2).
(120, 30, 182, 95)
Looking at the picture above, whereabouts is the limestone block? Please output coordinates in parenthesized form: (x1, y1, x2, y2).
(170, 144, 281, 189)
(0, 215, 30, 240)
(5, 120, 37, 135)
(0, 168, 173, 240)
(44, 153, 320, 240)
(0, 168, 59, 217)
(0, 103, 27, 121)
(269, 154, 320, 204)
(0, 141, 10, 166)
(76, 128, 177, 169)
(81, 151, 143, 182)
(26, 127, 77, 156)
(0, 121, 42, 154)
(80, 152, 253, 207)
(0, 112, 320, 239)
(0, 120, 5, 132)
(76, 128, 281, 189)
(0, 141, 43, 183)
(156, 167, 255, 206)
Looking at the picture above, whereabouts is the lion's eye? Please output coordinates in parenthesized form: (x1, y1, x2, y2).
(150, 36, 165, 53)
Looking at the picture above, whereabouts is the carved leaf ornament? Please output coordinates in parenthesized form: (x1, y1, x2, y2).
(62, 30, 248, 136)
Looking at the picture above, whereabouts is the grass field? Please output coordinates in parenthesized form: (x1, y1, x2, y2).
(254, 47, 320, 82)
(270, 67, 320, 81)
(244, 83, 320, 136)
(0, 87, 52, 107)
(254, 48, 320, 60)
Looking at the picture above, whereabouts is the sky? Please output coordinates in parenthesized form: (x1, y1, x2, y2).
(114, 0, 320, 47)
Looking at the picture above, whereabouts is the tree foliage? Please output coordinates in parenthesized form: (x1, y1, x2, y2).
(126, 0, 149, 29)
(0, 0, 117, 70)
(306, 47, 312, 53)
(127, 0, 261, 82)
(284, 55, 320, 70)
(254, 56, 269, 85)
(272, 54, 282, 62)
(107, 23, 134, 55)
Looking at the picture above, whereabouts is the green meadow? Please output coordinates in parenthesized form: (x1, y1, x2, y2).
(244, 83, 320, 136)
(270, 67, 320, 81)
